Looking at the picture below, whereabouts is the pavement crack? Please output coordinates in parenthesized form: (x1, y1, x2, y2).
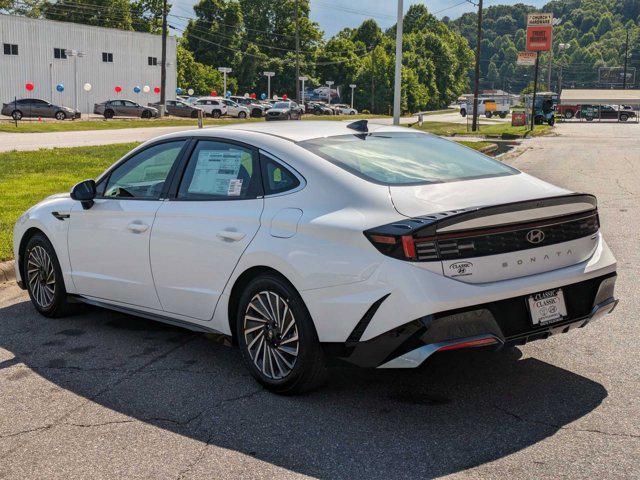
(493, 405, 640, 439)
(0, 425, 53, 440)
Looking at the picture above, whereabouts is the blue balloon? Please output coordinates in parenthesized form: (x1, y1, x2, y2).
(56, 83, 64, 92)
(176, 87, 183, 95)
(260, 93, 266, 100)
(226, 90, 232, 98)
(133, 86, 141, 93)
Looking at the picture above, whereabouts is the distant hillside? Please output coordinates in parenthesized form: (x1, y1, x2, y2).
(448, 0, 640, 92)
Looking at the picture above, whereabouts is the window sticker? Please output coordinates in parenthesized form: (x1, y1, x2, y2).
(189, 149, 243, 195)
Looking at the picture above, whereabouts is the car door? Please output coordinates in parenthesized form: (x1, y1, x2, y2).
(108, 100, 123, 116)
(31, 99, 48, 117)
(150, 139, 264, 320)
(68, 140, 188, 309)
(223, 100, 236, 116)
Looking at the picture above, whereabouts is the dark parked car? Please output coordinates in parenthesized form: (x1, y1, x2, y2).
(265, 101, 304, 121)
(1, 98, 80, 120)
(230, 96, 266, 117)
(149, 100, 202, 118)
(306, 101, 333, 115)
(584, 105, 636, 122)
(94, 100, 159, 119)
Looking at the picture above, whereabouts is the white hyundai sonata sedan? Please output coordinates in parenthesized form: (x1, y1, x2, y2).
(14, 120, 618, 394)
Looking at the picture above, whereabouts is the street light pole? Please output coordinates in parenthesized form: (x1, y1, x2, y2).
(325, 80, 334, 103)
(294, 0, 300, 103)
(623, 30, 629, 90)
(66, 49, 84, 112)
(392, 0, 404, 125)
(160, 0, 168, 116)
(471, 0, 483, 132)
(263, 71, 275, 99)
(349, 84, 356, 109)
(299, 76, 308, 103)
(218, 67, 232, 96)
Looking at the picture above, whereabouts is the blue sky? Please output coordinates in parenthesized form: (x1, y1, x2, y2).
(171, 0, 548, 37)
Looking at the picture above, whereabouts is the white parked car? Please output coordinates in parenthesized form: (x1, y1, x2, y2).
(192, 97, 228, 118)
(333, 104, 357, 115)
(14, 120, 618, 394)
(218, 98, 250, 118)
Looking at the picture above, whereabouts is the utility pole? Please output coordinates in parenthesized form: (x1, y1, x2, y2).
(349, 84, 356, 108)
(160, 0, 168, 116)
(294, 0, 300, 103)
(392, 0, 404, 125)
(263, 71, 275, 99)
(530, 51, 540, 131)
(299, 76, 308, 103)
(471, 0, 483, 132)
(218, 67, 232, 95)
(623, 30, 629, 89)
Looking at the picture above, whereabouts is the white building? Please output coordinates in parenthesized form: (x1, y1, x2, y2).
(0, 14, 177, 113)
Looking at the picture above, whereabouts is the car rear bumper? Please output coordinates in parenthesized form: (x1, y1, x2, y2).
(324, 272, 617, 368)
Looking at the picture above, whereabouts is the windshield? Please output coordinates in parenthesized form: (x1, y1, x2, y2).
(273, 102, 290, 109)
(299, 132, 518, 185)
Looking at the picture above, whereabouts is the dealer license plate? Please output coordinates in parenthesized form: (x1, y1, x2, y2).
(528, 288, 567, 326)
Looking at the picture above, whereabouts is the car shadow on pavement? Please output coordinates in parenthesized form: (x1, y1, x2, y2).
(0, 300, 608, 479)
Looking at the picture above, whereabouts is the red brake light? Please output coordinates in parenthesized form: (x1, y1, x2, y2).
(437, 337, 498, 351)
(401, 235, 416, 260)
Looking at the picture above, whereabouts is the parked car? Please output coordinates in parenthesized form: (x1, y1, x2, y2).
(94, 100, 159, 119)
(332, 103, 358, 115)
(218, 98, 250, 118)
(149, 100, 203, 118)
(1, 98, 80, 120)
(460, 98, 510, 118)
(307, 102, 334, 115)
(230, 96, 266, 117)
(265, 101, 304, 120)
(583, 105, 636, 122)
(192, 97, 228, 118)
(557, 104, 581, 119)
(14, 120, 618, 394)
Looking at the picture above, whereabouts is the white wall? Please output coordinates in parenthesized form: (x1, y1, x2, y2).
(0, 14, 177, 112)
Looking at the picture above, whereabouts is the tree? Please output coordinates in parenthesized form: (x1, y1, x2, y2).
(41, 0, 135, 30)
(176, 43, 227, 94)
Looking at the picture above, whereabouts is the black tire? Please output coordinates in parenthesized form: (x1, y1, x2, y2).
(460, 109, 467, 117)
(212, 110, 221, 118)
(287, 113, 292, 120)
(54, 111, 66, 121)
(534, 115, 544, 125)
(564, 110, 574, 119)
(499, 112, 507, 118)
(548, 116, 555, 126)
(23, 233, 71, 318)
(586, 116, 594, 122)
(251, 108, 262, 118)
(104, 109, 114, 119)
(236, 274, 326, 395)
(11, 110, 23, 121)
(141, 110, 151, 119)
(620, 114, 628, 122)
(485, 111, 493, 118)
(238, 111, 247, 119)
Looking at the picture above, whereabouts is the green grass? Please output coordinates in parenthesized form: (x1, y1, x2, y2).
(0, 114, 386, 134)
(455, 140, 498, 152)
(414, 121, 552, 138)
(0, 143, 139, 261)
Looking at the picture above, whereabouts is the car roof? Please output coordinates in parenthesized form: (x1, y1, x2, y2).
(163, 120, 415, 142)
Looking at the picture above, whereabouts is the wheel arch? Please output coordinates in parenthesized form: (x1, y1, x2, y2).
(17, 227, 48, 286)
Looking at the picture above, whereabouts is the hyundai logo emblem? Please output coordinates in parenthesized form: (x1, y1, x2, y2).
(526, 229, 545, 244)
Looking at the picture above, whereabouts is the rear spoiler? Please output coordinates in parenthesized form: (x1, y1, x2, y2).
(367, 193, 597, 238)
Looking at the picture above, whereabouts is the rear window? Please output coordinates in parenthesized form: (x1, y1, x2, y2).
(299, 132, 517, 185)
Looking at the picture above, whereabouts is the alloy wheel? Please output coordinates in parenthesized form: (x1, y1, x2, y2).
(243, 291, 299, 380)
(27, 245, 56, 309)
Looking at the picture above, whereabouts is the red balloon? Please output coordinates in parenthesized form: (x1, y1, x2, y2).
(115, 86, 122, 93)
(250, 93, 256, 99)
(25, 83, 34, 92)
(154, 87, 160, 94)
(211, 90, 217, 97)
(282, 94, 288, 100)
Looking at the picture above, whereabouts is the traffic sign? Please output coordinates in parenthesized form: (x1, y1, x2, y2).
(527, 13, 553, 26)
(526, 25, 552, 51)
(517, 52, 537, 66)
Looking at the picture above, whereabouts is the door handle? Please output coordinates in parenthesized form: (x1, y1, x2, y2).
(216, 230, 246, 242)
(127, 222, 149, 233)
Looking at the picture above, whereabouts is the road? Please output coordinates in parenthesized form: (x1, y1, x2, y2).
(0, 122, 638, 479)
(0, 111, 507, 152)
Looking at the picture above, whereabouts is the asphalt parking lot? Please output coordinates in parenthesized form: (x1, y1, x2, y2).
(0, 122, 638, 479)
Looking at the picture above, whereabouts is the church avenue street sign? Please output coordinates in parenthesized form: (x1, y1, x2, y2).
(526, 13, 553, 52)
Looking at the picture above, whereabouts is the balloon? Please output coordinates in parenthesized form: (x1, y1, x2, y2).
(142, 85, 150, 93)
(272, 94, 277, 100)
(187, 88, 194, 95)
(115, 86, 122, 93)
(153, 87, 160, 94)
(226, 90, 231, 98)
(56, 84, 64, 92)
(244, 93, 250, 98)
(250, 93, 256, 99)
(83, 83, 92, 92)
(260, 93, 266, 100)
(210, 90, 217, 97)
(282, 94, 288, 100)
(176, 87, 183, 95)
(25, 83, 34, 92)
(133, 86, 141, 93)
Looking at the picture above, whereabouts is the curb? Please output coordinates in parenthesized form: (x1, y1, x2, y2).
(0, 260, 16, 283)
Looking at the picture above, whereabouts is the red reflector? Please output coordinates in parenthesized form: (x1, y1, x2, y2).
(401, 235, 416, 259)
(370, 234, 396, 245)
(438, 337, 497, 351)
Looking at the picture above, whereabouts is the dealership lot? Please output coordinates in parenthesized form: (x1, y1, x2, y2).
(0, 123, 638, 479)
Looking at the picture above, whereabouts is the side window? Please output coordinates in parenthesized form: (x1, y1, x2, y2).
(261, 156, 300, 195)
(178, 140, 262, 200)
(103, 141, 185, 199)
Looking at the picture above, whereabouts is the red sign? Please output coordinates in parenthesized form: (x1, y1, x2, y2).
(526, 25, 552, 51)
(512, 112, 527, 126)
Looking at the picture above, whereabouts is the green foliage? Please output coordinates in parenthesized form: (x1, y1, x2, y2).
(451, 0, 640, 91)
(176, 43, 229, 94)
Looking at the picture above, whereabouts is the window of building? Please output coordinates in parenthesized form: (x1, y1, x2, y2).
(102, 52, 113, 63)
(3, 43, 18, 55)
(148, 56, 158, 66)
(54, 48, 67, 59)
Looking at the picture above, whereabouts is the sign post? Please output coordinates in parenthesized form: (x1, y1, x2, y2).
(526, 13, 553, 130)
(263, 71, 275, 100)
(298, 76, 308, 103)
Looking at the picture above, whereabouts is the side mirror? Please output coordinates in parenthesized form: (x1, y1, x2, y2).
(71, 179, 97, 209)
